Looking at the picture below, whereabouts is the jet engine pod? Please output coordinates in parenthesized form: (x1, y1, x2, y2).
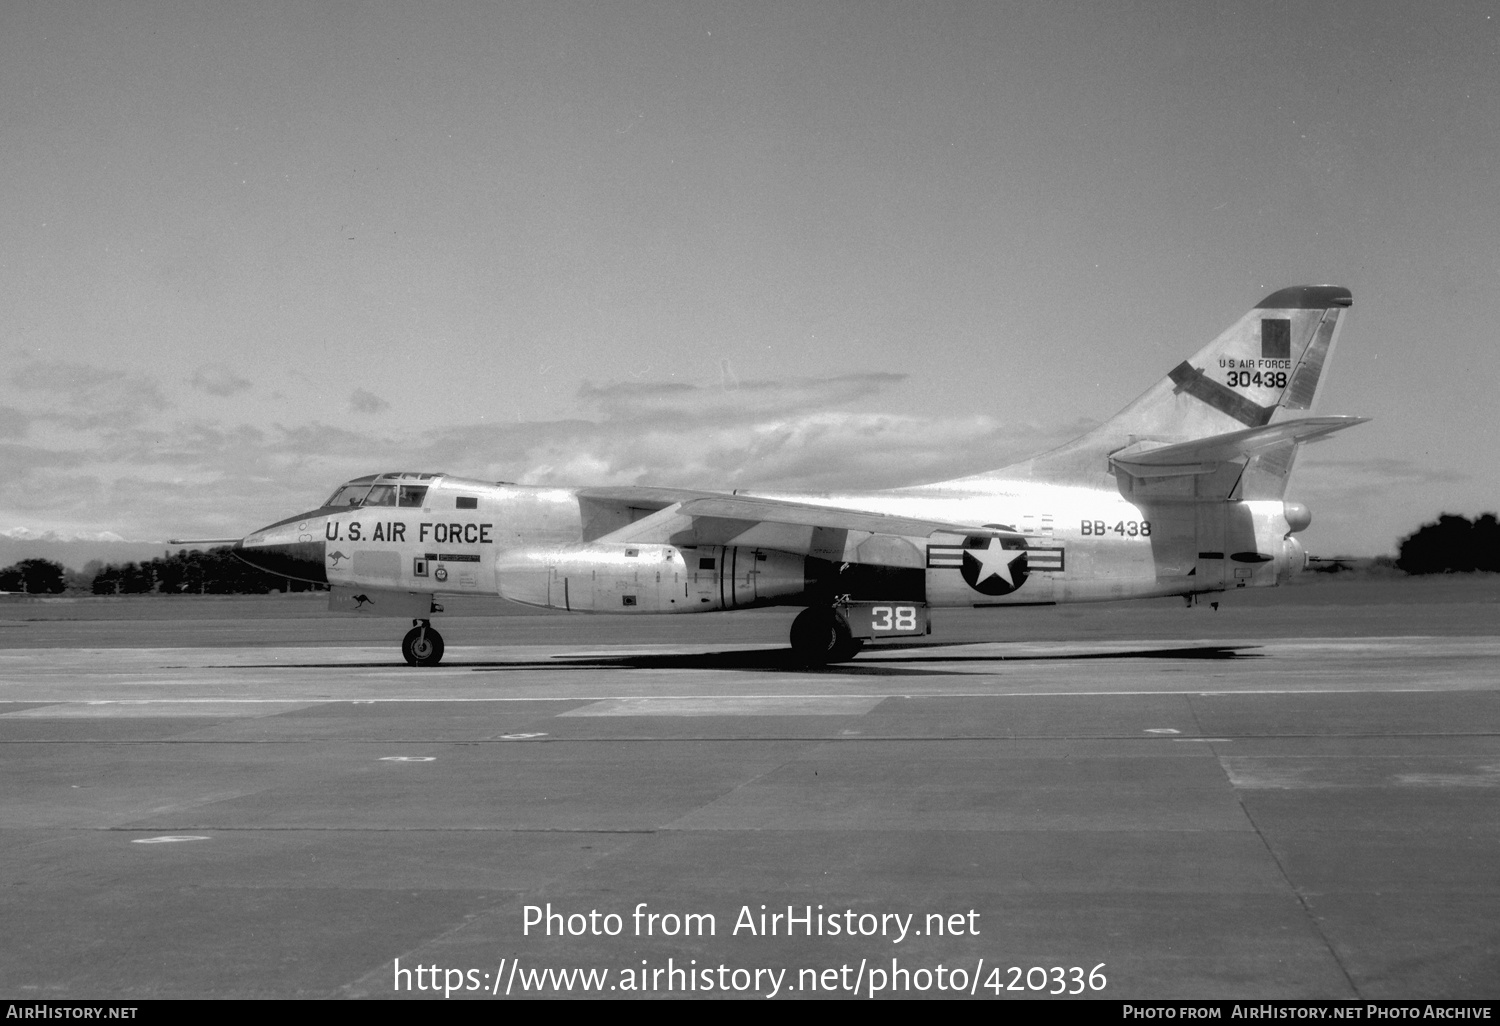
(497, 544, 808, 613)
(497, 543, 685, 612)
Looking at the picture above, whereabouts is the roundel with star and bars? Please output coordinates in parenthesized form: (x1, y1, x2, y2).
(960, 534, 1029, 596)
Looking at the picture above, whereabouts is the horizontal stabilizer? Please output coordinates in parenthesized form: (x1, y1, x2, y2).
(1110, 416, 1369, 478)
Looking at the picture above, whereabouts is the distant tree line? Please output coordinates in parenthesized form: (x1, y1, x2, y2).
(0, 558, 70, 594)
(0, 549, 325, 595)
(1396, 513, 1500, 574)
(89, 547, 324, 594)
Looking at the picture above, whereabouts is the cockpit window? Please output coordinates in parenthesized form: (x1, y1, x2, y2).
(325, 484, 372, 507)
(364, 484, 397, 507)
(398, 486, 428, 507)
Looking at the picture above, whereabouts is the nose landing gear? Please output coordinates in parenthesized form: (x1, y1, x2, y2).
(402, 619, 445, 666)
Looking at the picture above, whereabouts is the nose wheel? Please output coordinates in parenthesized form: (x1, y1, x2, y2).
(402, 620, 445, 666)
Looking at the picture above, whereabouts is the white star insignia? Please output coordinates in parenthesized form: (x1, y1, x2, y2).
(969, 536, 1024, 587)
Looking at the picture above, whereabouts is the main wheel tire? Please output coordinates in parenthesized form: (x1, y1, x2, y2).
(789, 607, 864, 665)
(401, 626, 445, 667)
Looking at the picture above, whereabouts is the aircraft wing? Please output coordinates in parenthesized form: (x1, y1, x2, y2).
(1109, 416, 1369, 477)
(584, 490, 1002, 566)
(675, 495, 988, 539)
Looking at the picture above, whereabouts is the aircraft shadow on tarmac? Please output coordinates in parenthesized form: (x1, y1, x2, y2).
(467, 643, 1262, 676)
(218, 644, 1259, 676)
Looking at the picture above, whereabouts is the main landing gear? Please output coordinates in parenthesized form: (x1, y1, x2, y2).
(402, 619, 445, 667)
(789, 606, 864, 666)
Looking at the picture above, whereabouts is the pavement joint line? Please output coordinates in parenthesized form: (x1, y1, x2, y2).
(1220, 755, 1365, 999)
(4, 731, 1500, 744)
(100, 826, 660, 833)
(1, 686, 1489, 704)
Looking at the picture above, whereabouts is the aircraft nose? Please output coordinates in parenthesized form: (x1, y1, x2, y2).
(234, 514, 328, 585)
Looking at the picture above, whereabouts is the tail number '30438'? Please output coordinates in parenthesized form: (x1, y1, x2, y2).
(1227, 370, 1288, 388)
(871, 606, 919, 632)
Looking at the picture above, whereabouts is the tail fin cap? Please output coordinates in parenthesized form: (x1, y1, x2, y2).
(1257, 285, 1351, 309)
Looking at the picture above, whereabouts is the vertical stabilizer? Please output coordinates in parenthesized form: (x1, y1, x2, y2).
(992, 285, 1352, 490)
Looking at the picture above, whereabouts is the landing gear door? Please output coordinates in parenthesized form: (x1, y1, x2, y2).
(838, 600, 930, 639)
(330, 585, 437, 617)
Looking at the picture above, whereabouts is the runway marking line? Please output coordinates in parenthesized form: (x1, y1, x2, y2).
(6, 731, 1499, 745)
(0, 685, 1487, 707)
(559, 696, 884, 717)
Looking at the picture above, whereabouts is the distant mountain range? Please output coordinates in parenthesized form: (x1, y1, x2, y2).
(0, 533, 203, 571)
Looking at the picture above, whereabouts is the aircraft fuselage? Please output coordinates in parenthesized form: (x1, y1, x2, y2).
(237, 472, 1301, 619)
(229, 284, 1356, 664)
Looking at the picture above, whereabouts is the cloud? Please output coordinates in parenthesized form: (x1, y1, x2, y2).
(349, 388, 391, 415)
(1289, 454, 1477, 556)
(0, 443, 93, 471)
(1, 527, 127, 543)
(12, 361, 118, 393)
(0, 467, 105, 519)
(1296, 454, 1469, 498)
(0, 369, 1095, 541)
(0, 407, 32, 440)
(10, 359, 171, 429)
(402, 408, 1085, 494)
(189, 365, 253, 397)
(577, 372, 906, 421)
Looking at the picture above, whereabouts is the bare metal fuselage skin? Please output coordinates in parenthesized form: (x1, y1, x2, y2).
(234, 285, 1358, 636)
(237, 471, 1300, 618)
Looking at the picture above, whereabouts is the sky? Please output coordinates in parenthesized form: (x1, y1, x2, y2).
(2, 0, 1497, 559)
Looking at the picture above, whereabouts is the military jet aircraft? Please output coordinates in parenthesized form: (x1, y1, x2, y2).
(230, 285, 1364, 666)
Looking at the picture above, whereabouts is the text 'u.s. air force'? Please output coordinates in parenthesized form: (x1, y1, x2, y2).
(324, 521, 494, 543)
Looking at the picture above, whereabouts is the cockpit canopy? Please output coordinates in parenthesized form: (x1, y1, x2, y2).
(323, 472, 445, 509)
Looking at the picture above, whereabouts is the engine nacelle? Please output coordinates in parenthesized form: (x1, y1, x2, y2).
(497, 544, 808, 613)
